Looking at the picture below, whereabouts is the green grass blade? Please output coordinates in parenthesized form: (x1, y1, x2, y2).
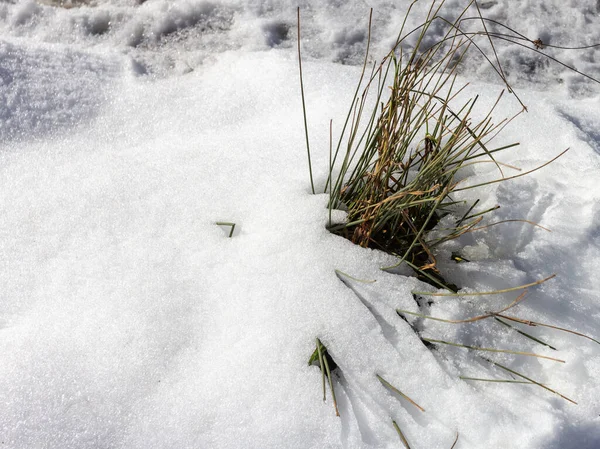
(322, 350, 340, 416)
(392, 420, 412, 449)
(215, 222, 236, 238)
(296, 8, 315, 194)
(494, 317, 557, 350)
(315, 338, 327, 402)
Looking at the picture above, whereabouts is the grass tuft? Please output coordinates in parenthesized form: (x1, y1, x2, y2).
(317, 0, 536, 288)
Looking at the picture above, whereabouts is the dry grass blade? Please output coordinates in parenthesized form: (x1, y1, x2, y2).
(494, 314, 600, 346)
(413, 274, 555, 296)
(454, 149, 569, 192)
(335, 269, 377, 284)
(460, 376, 532, 384)
(322, 0, 529, 283)
(483, 358, 577, 404)
(397, 291, 527, 324)
(450, 433, 459, 449)
(377, 374, 425, 412)
(422, 338, 565, 362)
(470, 219, 551, 233)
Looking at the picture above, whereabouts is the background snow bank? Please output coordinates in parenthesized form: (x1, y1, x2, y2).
(0, 1, 599, 448)
(2, 0, 600, 92)
(0, 40, 118, 141)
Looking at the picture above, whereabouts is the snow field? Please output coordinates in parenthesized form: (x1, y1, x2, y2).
(0, 1, 599, 448)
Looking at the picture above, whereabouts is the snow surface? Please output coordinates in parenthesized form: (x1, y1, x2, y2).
(1, 1, 600, 448)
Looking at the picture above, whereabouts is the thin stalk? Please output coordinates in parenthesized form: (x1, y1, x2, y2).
(460, 376, 531, 384)
(413, 274, 555, 296)
(328, 119, 333, 226)
(471, 219, 551, 233)
(450, 433, 459, 449)
(483, 358, 577, 405)
(325, 9, 373, 194)
(392, 420, 412, 449)
(457, 199, 479, 226)
(322, 351, 340, 416)
(335, 269, 376, 284)
(316, 338, 327, 402)
(462, 204, 500, 221)
(405, 260, 456, 292)
(297, 8, 315, 194)
(454, 149, 569, 192)
(495, 314, 600, 346)
(494, 317, 557, 350)
(397, 291, 527, 324)
(422, 338, 564, 363)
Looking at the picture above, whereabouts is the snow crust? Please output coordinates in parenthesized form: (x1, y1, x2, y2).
(1, 1, 600, 448)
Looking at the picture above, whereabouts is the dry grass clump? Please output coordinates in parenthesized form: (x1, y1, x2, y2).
(316, 1, 522, 289)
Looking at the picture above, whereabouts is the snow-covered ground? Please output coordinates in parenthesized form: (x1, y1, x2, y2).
(1, 1, 599, 448)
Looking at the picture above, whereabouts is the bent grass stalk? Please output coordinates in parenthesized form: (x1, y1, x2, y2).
(450, 433, 459, 449)
(215, 222, 236, 238)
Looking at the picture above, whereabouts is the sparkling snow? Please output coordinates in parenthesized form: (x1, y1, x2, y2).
(1, 1, 599, 448)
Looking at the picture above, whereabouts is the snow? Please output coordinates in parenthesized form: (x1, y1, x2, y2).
(0, 1, 599, 448)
